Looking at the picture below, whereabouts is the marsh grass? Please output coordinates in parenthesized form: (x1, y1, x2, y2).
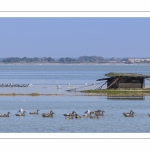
(0, 93, 65, 96)
(1, 88, 150, 96)
(81, 88, 150, 96)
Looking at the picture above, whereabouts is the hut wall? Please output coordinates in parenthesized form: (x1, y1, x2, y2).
(118, 83, 142, 88)
(107, 77, 144, 89)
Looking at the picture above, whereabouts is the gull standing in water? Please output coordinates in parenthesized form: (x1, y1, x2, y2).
(18, 108, 23, 114)
(84, 83, 88, 88)
(15, 111, 26, 116)
(83, 110, 91, 117)
(57, 85, 61, 89)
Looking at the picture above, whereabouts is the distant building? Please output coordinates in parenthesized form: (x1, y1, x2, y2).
(128, 58, 150, 63)
(97, 72, 150, 89)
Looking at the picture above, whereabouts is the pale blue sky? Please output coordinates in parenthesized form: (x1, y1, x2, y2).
(0, 18, 150, 58)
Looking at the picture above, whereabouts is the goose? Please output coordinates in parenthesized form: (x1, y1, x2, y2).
(94, 109, 102, 112)
(94, 110, 105, 116)
(148, 114, 150, 117)
(83, 110, 100, 118)
(42, 110, 55, 117)
(29, 110, 39, 115)
(15, 111, 26, 116)
(75, 114, 81, 118)
(90, 109, 101, 115)
(65, 115, 74, 119)
(63, 111, 76, 117)
(0, 112, 10, 117)
(123, 110, 135, 117)
(83, 114, 90, 117)
(42, 110, 52, 116)
(99, 110, 105, 116)
(89, 115, 99, 119)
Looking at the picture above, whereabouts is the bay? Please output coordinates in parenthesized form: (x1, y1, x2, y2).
(0, 64, 150, 133)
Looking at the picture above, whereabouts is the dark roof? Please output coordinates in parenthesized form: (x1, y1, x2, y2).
(105, 72, 150, 78)
(96, 77, 110, 81)
(96, 72, 150, 81)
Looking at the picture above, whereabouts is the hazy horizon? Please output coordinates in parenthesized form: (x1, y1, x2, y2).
(0, 56, 150, 59)
(0, 18, 150, 58)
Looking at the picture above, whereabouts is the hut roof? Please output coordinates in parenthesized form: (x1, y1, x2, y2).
(105, 72, 150, 78)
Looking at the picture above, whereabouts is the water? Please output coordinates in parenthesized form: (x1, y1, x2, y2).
(0, 64, 150, 86)
(0, 64, 150, 133)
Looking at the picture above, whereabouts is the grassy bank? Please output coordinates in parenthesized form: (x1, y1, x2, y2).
(80, 88, 150, 96)
(1, 89, 150, 97)
(0, 93, 65, 96)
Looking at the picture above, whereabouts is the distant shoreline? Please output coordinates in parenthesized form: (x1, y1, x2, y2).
(0, 62, 150, 65)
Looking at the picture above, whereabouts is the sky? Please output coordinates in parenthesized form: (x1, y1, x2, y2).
(0, 17, 150, 58)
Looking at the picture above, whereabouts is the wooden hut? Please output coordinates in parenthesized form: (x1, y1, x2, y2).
(97, 72, 150, 89)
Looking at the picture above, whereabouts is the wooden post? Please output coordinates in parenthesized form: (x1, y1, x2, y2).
(107, 77, 119, 89)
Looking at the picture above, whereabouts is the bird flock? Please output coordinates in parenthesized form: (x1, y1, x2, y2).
(0, 83, 30, 87)
(0, 109, 148, 118)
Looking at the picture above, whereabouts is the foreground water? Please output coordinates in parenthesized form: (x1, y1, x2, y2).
(0, 64, 150, 133)
(0, 96, 150, 133)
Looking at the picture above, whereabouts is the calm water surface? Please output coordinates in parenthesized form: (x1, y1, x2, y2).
(0, 96, 150, 133)
(0, 64, 150, 133)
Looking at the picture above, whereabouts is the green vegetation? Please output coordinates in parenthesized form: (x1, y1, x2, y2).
(2, 57, 54, 63)
(80, 88, 150, 96)
(105, 72, 150, 78)
(0, 56, 106, 63)
(1, 56, 150, 64)
(0, 93, 65, 96)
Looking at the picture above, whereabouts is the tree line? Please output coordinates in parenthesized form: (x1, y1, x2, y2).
(0, 56, 139, 64)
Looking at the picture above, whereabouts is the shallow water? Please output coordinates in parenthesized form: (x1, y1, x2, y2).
(0, 64, 150, 87)
(0, 96, 150, 133)
(0, 64, 150, 133)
